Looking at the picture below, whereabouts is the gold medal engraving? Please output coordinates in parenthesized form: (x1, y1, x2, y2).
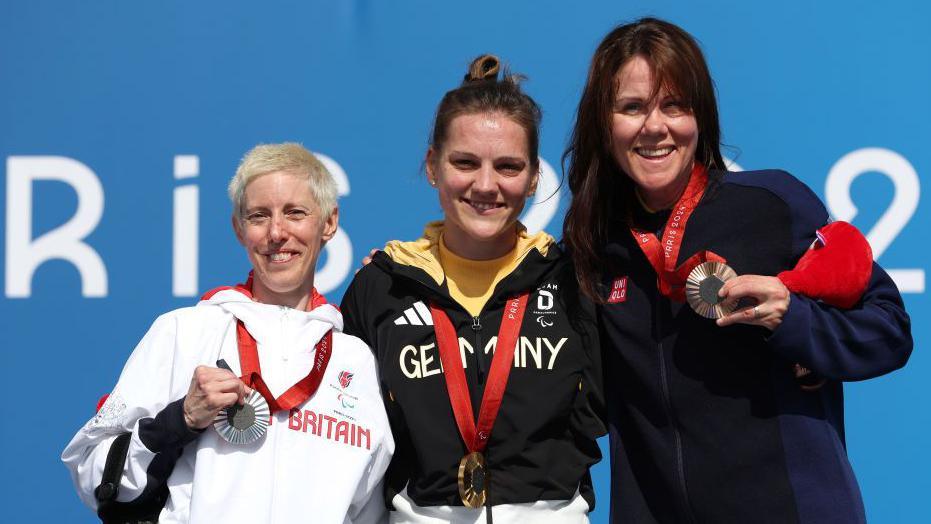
(685, 261, 738, 319)
(457, 451, 487, 508)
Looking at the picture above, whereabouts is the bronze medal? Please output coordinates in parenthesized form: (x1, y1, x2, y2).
(457, 451, 487, 508)
(685, 261, 738, 319)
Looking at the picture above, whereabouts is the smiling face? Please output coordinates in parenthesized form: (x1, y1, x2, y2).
(233, 170, 338, 309)
(611, 55, 699, 210)
(427, 112, 538, 260)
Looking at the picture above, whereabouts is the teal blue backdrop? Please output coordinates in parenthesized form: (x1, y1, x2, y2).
(1, 1, 927, 522)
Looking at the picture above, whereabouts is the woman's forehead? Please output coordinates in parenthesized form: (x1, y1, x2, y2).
(243, 171, 316, 203)
(614, 58, 686, 99)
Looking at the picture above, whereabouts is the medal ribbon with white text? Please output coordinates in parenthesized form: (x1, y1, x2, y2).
(236, 323, 332, 414)
(430, 293, 529, 453)
(629, 164, 726, 302)
(200, 272, 334, 414)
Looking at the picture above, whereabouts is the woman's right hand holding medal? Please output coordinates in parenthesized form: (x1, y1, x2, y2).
(715, 274, 791, 331)
(182, 365, 253, 430)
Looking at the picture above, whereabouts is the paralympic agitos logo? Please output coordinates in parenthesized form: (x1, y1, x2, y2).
(533, 283, 558, 328)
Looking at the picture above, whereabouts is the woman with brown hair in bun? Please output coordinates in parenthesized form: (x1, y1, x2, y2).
(564, 18, 911, 523)
(341, 55, 605, 523)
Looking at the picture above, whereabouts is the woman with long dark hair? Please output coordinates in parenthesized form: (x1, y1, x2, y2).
(563, 18, 912, 523)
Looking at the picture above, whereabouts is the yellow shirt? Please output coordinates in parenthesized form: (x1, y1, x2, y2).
(438, 237, 524, 317)
(384, 221, 554, 317)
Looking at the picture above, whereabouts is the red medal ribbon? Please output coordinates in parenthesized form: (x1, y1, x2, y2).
(430, 293, 529, 453)
(200, 271, 330, 311)
(236, 322, 332, 414)
(629, 164, 726, 302)
(202, 272, 334, 414)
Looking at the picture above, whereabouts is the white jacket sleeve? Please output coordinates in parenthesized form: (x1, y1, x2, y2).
(346, 421, 394, 523)
(345, 346, 395, 524)
(62, 313, 202, 510)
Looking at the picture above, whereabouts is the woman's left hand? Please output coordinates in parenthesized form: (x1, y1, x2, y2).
(715, 275, 791, 331)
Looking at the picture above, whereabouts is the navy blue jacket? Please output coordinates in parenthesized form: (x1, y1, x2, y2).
(600, 170, 912, 523)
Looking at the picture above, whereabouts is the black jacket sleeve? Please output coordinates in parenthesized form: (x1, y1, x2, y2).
(340, 264, 378, 349)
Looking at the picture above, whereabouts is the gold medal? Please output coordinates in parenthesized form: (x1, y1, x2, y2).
(685, 261, 738, 319)
(457, 451, 487, 508)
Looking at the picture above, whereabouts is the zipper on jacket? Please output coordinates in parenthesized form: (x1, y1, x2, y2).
(654, 292, 697, 523)
(472, 316, 485, 385)
(279, 306, 289, 361)
(395, 268, 490, 385)
(391, 261, 523, 388)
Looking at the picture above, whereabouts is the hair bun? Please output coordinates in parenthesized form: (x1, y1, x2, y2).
(464, 54, 500, 83)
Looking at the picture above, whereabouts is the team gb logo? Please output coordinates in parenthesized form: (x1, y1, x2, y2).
(338, 371, 354, 389)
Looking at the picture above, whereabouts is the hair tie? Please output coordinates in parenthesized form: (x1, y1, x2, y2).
(465, 54, 500, 82)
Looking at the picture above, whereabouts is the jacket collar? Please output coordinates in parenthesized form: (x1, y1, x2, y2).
(374, 231, 562, 310)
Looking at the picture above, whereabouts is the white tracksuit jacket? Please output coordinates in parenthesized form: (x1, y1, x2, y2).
(62, 288, 394, 523)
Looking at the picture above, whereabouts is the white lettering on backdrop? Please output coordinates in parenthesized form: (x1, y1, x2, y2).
(3, 149, 923, 297)
(5, 156, 107, 297)
(826, 148, 924, 293)
(173, 155, 199, 296)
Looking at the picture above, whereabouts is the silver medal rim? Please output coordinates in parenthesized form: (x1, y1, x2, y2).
(213, 390, 271, 445)
(685, 261, 738, 319)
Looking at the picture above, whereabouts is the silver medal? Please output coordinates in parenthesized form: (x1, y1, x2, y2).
(213, 390, 270, 444)
(685, 261, 738, 319)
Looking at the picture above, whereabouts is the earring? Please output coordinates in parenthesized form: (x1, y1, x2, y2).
(430, 178, 437, 187)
